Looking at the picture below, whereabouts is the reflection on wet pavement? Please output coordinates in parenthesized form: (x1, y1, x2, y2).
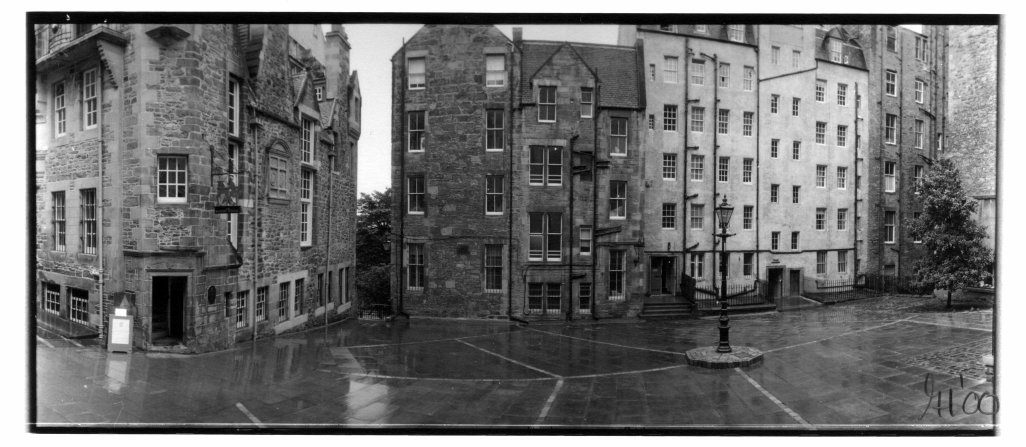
(35, 301, 996, 430)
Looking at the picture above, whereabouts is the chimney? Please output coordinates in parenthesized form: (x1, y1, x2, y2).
(513, 27, 522, 45)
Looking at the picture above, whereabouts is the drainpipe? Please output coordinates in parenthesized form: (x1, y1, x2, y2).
(704, 52, 720, 292)
(250, 121, 260, 344)
(324, 131, 333, 327)
(97, 81, 105, 342)
(682, 38, 690, 283)
(590, 80, 600, 320)
(853, 82, 860, 278)
(567, 130, 576, 322)
(397, 39, 407, 318)
(753, 36, 761, 287)
(506, 41, 525, 324)
(896, 30, 904, 278)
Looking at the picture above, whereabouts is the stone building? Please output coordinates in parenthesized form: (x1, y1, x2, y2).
(34, 23, 361, 352)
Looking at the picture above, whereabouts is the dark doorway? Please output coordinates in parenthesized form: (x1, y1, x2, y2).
(152, 276, 187, 344)
(768, 268, 783, 302)
(649, 257, 677, 295)
(788, 269, 802, 297)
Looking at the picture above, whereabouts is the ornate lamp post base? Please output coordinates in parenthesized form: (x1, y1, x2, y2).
(685, 345, 765, 369)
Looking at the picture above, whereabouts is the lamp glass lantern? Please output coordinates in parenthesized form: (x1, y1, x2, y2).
(716, 196, 734, 230)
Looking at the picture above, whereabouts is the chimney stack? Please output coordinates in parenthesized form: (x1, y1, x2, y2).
(513, 27, 522, 45)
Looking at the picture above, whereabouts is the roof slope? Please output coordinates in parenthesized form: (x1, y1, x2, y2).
(520, 41, 641, 109)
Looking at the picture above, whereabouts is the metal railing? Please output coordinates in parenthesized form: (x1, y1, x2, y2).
(804, 274, 934, 304)
(692, 280, 772, 311)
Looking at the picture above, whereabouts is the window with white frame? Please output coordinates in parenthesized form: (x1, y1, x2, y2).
(278, 282, 290, 321)
(816, 208, 826, 230)
(792, 141, 801, 160)
(837, 208, 848, 230)
(690, 203, 704, 230)
(816, 165, 826, 187)
(529, 146, 562, 186)
(771, 232, 780, 250)
(408, 243, 425, 289)
(913, 212, 923, 243)
(236, 290, 249, 328)
(649, 64, 656, 81)
(581, 88, 593, 118)
(914, 80, 925, 104)
(792, 50, 801, 68)
(610, 117, 628, 155)
(486, 109, 504, 150)
(792, 97, 800, 116)
(886, 27, 896, 52)
(256, 286, 267, 321)
(728, 25, 745, 42)
(837, 166, 847, 189)
(53, 80, 66, 136)
(742, 158, 753, 183)
(770, 95, 779, 114)
(695, 25, 708, 34)
(717, 157, 729, 182)
(837, 125, 848, 147)
(816, 251, 827, 274)
(816, 122, 826, 144)
(915, 36, 929, 62)
(885, 70, 897, 96)
(691, 106, 704, 132)
(771, 46, 780, 64)
(837, 83, 847, 106)
(792, 185, 800, 204)
(407, 175, 426, 214)
(408, 111, 425, 151)
(770, 184, 779, 203)
(662, 203, 676, 229)
(885, 114, 897, 144)
(663, 104, 677, 131)
(664, 56, 679, 83)
(771, 139, 779, 158)
(228, 78, 240, 137)
(408, 56, 426, 89)
(689, 252, 704, 278)
(538, 86, 557, 122)
(68, 288, 88, 324)
(791, 231, 800, 250)
(80, 189, 96, 254)
(913, 165, 924, 192)
(486, 54, 506, 87)
(610, 181, 627, 219)
(691, 59, 705, 85)
(718, 63, 730, 88)
(662, 153, 677, 180)
(815, 79, 826, 102)
(743, 205, 753, 230)
(648, 114, 654, 130)
(484, 244, 503, 292)
(314, 85, 323, 101)
(743, 66, 754, 91)
(884, 161, 896, 192)
(717, 109, 729, 135)
(294, 278, 304, 316)
(485, 174, 504, 215)
(158, 155, 188, 203)
(43, 283, 61, 315)
(884, 211, 896, 243)
(528, 212, 562, 262)
(690, 154, 704, 181)
(743, 111, 753, 136)
(300, 170, 313, 246)
(527, 283, 561, 314)
(268, 154, 289, 200)
(914, 119, 925, 149)
(837, 250, 848, 273)
(579, 226, 592, 256)
(830, 39, 842, 63)
(743, 253, 754, 276)
(609, 250, 626, 300)
(579, 282, 591, 311)
(83, 68, 98, 129)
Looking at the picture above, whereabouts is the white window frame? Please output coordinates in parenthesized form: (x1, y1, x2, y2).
(884, 162, 896, 193)
(579, 226, 592, 256)
(408, 111, 425, 152)
(816, 165, 826, 188)
(485, 109, 504, 151)
(743, 112, 753, 137)
(816, 251, 828, 274)
(837, 83, 847, 106)
(770, 184, 779, 203)
(485, 174, 504, 215)
(228, 77, 240, 137)
(408, 175, 425, 214)
(268, 154, 288, 200)
(770, 95, 779, 114)
(884, 211, 896, 243)
(529, 146, 562, 186)
(743, 66, 754, 91)
(837, 250, 848, 273)
(717, 109, 729, 135)
(830, 39, 842, 63)
(256, 287, 267, 321)
(913, 212, 923, 243)
(815, 121, 826, 144)
(837, 167, 847, 190)
(915, 36, 929, 61)
(837, 208, 847, 230)
(743, 205, 753, 230)
(691, 59, 705, 85)
(484, 244, 504, 292)
(529, 213, 563, 262)
(913, 165, 924, 192)
(581, 88, 594, 118)
(689, 154, 704, 181)
(815, 79, 825, 102)
(885, 114, 897, 144)
(661, 203, 676, 229)
(235, 290, 249, 328)
(301, 117, 315, 164)
(485, 54, 506, 87)
(610, 117, 628, 156)
(816, 208, 826, 230)
(538, 86, 557, 123)
(742, 158, 753, 184)
(300, 169, 313, 246)
(728, 25, 745, 42)
(695, 25, 708, 34)
(44, 283, 61, 315)
(791, 231, 800, 250)
(717, 157, 729, 183)
(914, 80, 925, 104)
(294, 278, 304, 316)
(278, 282, 291, 321)
(718, 62, 729, 88)
(54, 80, 66, 136)
(837, 125, 847, 147)
(663, 104, 677, 132)
(314, 85, 323, 101)
(407, 56, 426, 90)
(662, 153, 677, 180)
(80, 189, 97, 255)
(914, 120, 925, 149)
(690, 203, 704, 230)
(792, 97, 800, 117)
(792, 141, 801, 160)
(83, 68, 98, 130)
(52, 191, 65, 252)
(771, 139, 779, 158)
(609, 180, 627, 220)
(885, 70, 897, 96)
(407, 243, 425, 289)
(609, 250, 626, 300)
(792, 185, 800, 204)
(743, 253, 754, 276)
(771, 232, 780, 251)
(690, 106, 704, 132)
(157, 155, 188, 203)
(664, 56, 679, 84)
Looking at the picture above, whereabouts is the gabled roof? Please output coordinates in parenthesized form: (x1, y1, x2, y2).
(815, 27, 868, 70)
(319, 98, 336, 129)
(520, 41, 641, 109)
(292, 72, 307, 106)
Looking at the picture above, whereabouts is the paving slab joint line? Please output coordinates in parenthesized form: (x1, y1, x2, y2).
(456, 339, 562, 378)
(762, 319, 905, 354)
(235, 402, 265, 428)
(735, 368, 814, 430)
(527, 327, 689, 356)
(36, 335, 55, 349)
(904, 318, 993, 332)
(533, 379, 564, 426)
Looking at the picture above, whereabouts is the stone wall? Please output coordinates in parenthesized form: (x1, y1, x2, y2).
(945, 25, 997, 198)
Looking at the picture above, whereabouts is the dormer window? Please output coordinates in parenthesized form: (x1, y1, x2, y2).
(830, 39, 842, 63)
(314, 85, 323, 101)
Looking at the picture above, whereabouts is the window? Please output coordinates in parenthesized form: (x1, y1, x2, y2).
(609, 181, 627, 219)
(661, 203, 676, 229)
(54, 80, 66, 136)
(408, 56, 425, 89)
(837, 250, 848, 273)
(914, 120, 925, 149)
(743, 112, 753, 136)
(770, 184, 779, 203)
(815, 79, 826, 102)
(695, 25, 708, 34)
(228, 78, 240, 137)
(485, 175, 504, 215)
(236, 290, 249, 328)
(662, 154, 677, 180)
(816, 122, 826, 144)
(792, 97, 800, 116)
(915, 36, 929, 62)
(80, 189, 96, 254)
(314, 86, 323, 101)
(408, 243, 425, 289)
(579, 283, 592, 311)
(792, 50, 801, 68)
(579, 227, 592, 256)
(742, 158, 753, 183)
(301, 117, 315, 163)
(792, 185, 800, 204)
(771, 232, 780, 250)
(609, 250, 626, 300)
(408, 111, 425, 151)
(294, 278, 304, 316)
(791, 231, 800, 250)
(913, 165, 924, 192)
(743, 253, 754, 276)
(691, 59, 705, 85)
(278, 282, 290, 321)
(527, 283, 562, 314)
(816, 165, 826, 187)
(43, 283, 61, 314)
(538, 86, 557, 122)
(484, 245, 503, 292)
(649, 64, 656, 81)
(663, 105, 677, 131)
(771, 46, 780, 65)
(300, 170, 313, 246)
(728, 25, 745, 42)
(658, 25, 674, 32)
(816, 251, 827, 274)
(690, 203, 704, 229)
(529, 146, 563, 186)
(837, 83, 847, 106)
(717, 109, 729, 135)
(717, 157, 729, 183)
(317, 273, 324, 307)
(407, 175, 425, 214)
(68, 288, 88, 324)
(913, 212, 923, 243)
(885, 114, 897, 144)
(718, 63, 730, 88)
(486, 54, 506, 86)
(684, 253, 703, 280)
(743, 66, 754, 91)
(581, 88, 594, 118)
(482, 109, 505, 151)
(885, 70, 897, 96)
(914, 80, 925, 104)
(886, 27, 896, 52)
(664, 56, 679, 83)
(268, 154, 290, 200)
(816, 208, 826, 230)
(830, 39, 842, 63)
(771, 139, 779, 158)
(884, 162, 896, 192)
(256, 286, 267, 321)
(770, 95, 779, 114)
(610, 117, 628, 155)
(856, 134, 861, 150)
(837, 208, 847, 230)
(82, 68, 98, 129)
(157, 155, 188, 203)
(837, 167, 847, 189)
(648, 114, 655, 130)
(884, 211, 896, 243)
(837, 125, 848, 147)
(792, 141, 801, 160)
(326, 271, 333, 303)
(743, 205, 753, 230)
(690, 154, 704, 181)
(529, 212, 562, 262)
(690, 106, 705, 132)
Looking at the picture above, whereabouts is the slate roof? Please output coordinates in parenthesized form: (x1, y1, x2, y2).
(815, 27, 868, 70)
(520, 41, 642, 109)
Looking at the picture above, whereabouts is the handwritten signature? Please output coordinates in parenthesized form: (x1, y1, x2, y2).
(920, 373, 998, 419)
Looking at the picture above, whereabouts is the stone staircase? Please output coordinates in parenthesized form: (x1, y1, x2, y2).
(638, 301, 693, 320)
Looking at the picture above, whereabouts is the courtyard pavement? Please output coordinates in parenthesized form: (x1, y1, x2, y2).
(33, 295, 996, 432)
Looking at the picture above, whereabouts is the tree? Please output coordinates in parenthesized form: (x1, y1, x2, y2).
(356, 189, 392, 308)
(907, 159, 993, 308)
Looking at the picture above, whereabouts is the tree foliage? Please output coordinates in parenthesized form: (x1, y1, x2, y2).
(356, 189, 392, 307)
(906, 159, 992, 305)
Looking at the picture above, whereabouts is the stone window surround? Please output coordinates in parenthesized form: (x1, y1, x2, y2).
(406, 107, 427, 152)
(483, 47, 508, 88)
(45, 177, 98, 254)
(524, 138, 568, 187)
(482, 243, 506, 293)
(484, 108, 505, 152)
(406, 49, 428, 90)
(535, 80, 560, 123)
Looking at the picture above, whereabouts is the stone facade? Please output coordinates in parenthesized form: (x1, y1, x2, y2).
(35, 23, 360, 352)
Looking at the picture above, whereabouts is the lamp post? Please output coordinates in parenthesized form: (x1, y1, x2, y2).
(714, 196, 735, 353)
